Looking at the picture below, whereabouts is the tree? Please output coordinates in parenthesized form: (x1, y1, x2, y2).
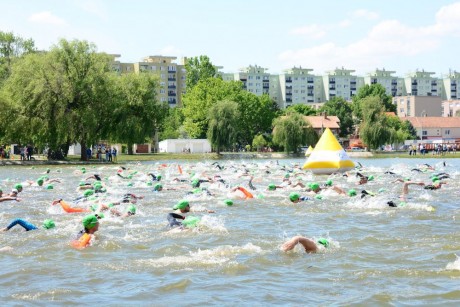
(185, 55, 218, 90)
(160, 107, 185, 140)
(252, 134, 268, 152)
(359, 96, 392, 150)
(182, 78, 244, 138)
(285, 104, 317, 116)
(319, 97, 353, 137)
(3, 39, 115, 160)
(110, 72, 168, 154)
(0, 31, 36, 83)
(352, 84, 395, 120)
(207, 100, 240, 154)
(236, 93, 279, 146)
(272, 113, 318, 153)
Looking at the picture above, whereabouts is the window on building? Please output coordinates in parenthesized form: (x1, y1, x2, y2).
(151, 66, 156, 70)
(160, 89, 165, 94)
(445, 129, 450, 135)
(422, 131, 427, 136)
(161, 74, 165, 79)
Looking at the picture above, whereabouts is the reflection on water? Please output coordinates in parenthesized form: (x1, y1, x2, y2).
(0, 158, 460, 305)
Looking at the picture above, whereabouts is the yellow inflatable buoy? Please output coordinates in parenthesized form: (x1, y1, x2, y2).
(304, 145, 313, 157)
(302, 128, 355, 174)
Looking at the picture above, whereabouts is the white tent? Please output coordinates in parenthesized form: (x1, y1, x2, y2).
(158, 139, 211, 153)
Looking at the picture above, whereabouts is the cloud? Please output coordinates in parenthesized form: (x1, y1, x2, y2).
(76, 0, 108, 21)
(28, 11, 66, 26)
(157, 45, 184, 56)
(290, 24, 327, 39)
(278, 3, 460, 74)
(338, 19, 351, 28)
(352, 9, 379, 20)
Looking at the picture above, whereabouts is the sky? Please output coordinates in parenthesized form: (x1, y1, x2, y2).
(1, 0, 460, 77)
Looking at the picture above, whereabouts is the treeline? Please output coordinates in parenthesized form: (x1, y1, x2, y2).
(0, 32, 417, 160)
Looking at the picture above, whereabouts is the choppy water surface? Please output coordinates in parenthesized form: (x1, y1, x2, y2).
(1, 157, 460, 305)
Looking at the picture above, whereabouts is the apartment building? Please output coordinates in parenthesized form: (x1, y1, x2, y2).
(442, 70, 460, 100)
(364, 69, 404, 97)
(322, 67, 364, 101)
(393, 95, 442, 117)
(404, 70, 441, 97)
(279, 67, 325, 108)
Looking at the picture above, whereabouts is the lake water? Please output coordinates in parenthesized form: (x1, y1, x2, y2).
(0, 158, 459, 305)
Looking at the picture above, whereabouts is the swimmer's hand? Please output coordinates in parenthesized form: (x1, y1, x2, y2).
(207, 210, 215, 213)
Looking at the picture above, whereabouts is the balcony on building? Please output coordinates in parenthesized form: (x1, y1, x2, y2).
(168, 68, 176, 73)
(329, 80, 335, 84)
(168, 91, 176, 96)
(329, 86, 336, 90)
(307, 92, 314, 96)
(168, 85, 176, 89)
(412, 91, 418, 95)
(411, 81, 417, 85)
(391, 80, 398, 85)
(263, 83, 269, 88)
(351, 87, 356, 91)
(286, 78, 292, 83)
(286, 98, 292, 102)
(168, 77, 176, 81)
(307, 85, 314, 89)
(168, 98, 176, 104)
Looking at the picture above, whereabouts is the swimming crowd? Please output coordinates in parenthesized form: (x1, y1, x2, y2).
(0, 160, 449, 253)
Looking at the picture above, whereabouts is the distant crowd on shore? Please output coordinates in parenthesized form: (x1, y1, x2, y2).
(408, 143, 457, 156)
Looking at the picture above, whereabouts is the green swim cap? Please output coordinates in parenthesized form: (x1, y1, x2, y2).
(310, 183, 320, 191)
(147, 181, 153, 186)
(46, 184, 53, 190)
(42, 175, 49, 181)
(107, 203, 114, 208)
(378, 188, 386, 193)
(37, 178, 44, 186)
(82, 214, 98, 229)
(95, 212, 105, 219)
(317, 238, 329, 248)
(325, 179, 333, 186)
(173, 200, 190, 210)
(431, 176, 439, 182)
(224, 199, 233, 206)
(14, 184, 23, 190)
(284, 173, 290, 178)
(154, 183, 163, 191)
(268, 184, 276, 191)
(256, 194, 265, 199)
(90, 204, 98, 212)
(42, 219, 55, 229)
(347, 189, 357, 197)
(368, 175, 374, 181)
(79, 181, 86, 187)
(314, 194, 323, 200)
(192, 188, 201, 194)
(84, 189, 94, 197)
(157, 175, 162, 181)
(191, 179, 200, 188)
(289, 192, 300, 202)
(127, 204, 136, 214)
(182, 216, 200, 228)
(127, 182, 133, 187)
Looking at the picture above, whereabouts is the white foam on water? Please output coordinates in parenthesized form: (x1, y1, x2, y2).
(445, 254, 460, 271)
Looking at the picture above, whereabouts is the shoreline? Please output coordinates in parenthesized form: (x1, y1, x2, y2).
(0, 151, 457, 166)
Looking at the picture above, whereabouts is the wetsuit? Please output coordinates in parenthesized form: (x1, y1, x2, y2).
(424, 185, 440, 190)
(5, 219, 38, 231)
(167, 213, 185, 227)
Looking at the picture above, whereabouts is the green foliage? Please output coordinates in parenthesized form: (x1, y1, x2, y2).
(252, 134, 268, 151)
(110, 72, 168, 154)
(185, 55, 218, 90)
(402, 120, 418, 140)
(285, 104, 317, 116)
(272, 113, 318, 153)
(352, 84, 395, 120)
(207, 100, 240, 154)
(318, 97, 353, 137)
(160, 107, 185, 140)
(182, 78, 244, 138)
(0, 31, 36, 83)
(236, 93, 279, 146)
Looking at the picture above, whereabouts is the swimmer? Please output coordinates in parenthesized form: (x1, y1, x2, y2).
(281, 235, 329, 253)
(72, 214, 101, 248)
(104, 204, 136, 218)
(52, 199, 91, 213)
(0, 189, 21, 202)
(167, 200, 214, 228)
(86, 174, 102, 181)
(120, 193, 144, 203)
(1, 218, 55, 231)
(289, 192, 312, 203)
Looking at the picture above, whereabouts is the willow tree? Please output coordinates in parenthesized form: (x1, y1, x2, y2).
(207, 100, 240, 154)
(3, 39, 115, 160)
(272, 112, 318, 153)
(359, 96, 392, 150)
(110, 72, 168, 154)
